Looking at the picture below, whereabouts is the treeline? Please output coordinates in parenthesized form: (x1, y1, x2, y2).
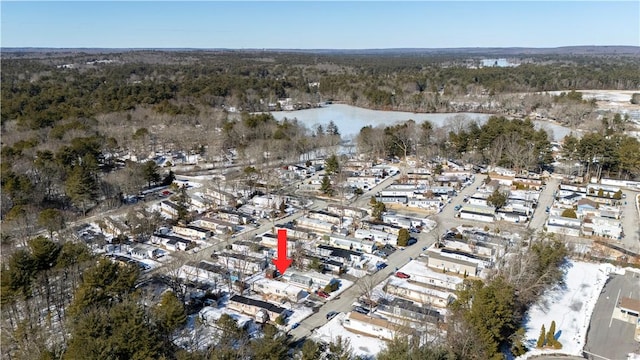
(3, 52, 640, 130)
(357, 116, 553, 172)
(0, 235, 185, 359)
(561, 113, 640, 179)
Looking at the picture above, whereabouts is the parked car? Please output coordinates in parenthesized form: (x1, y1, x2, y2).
(353, 306, 368, 315)
(407, 238, 417, 246)
(316, 290, 330, 299)
(376, 262, 388, 270)
(395, 272, 410, 279)
(326, 311, 339, 320)
(291, 322, 300, 329)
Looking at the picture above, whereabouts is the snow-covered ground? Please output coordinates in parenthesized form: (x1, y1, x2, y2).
(284, 303, 314, 329)
(326, 278, 354, 299)
(518, 261, 617, 359)
(310, 312, 387, 358)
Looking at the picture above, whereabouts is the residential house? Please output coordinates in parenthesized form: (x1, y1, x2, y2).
(459, 205, 495, 223)
(172, 225, 211, 240)
(259, 233, 297, 251)
(379, 184, 423, 198)
(598, 205, 621, 220)
(557, 191, 584, 206)
(130, 244, 161, 259)
(102, 216, 130, 236)
(295, 217, 335, 233)
(151, 233, 191, 251)
(328, 235, 376, 254)
(441, 239, 495, 258)
(354, 229, 398, 244)
(180, 261, 229, 284)
(576, 198, 599, 219)
(384, 278, 455, 308)
(252, 194, 287, 209)
(408, 266, 463, 291)
(228, 295, 286, 322)
(364, 221, 404, 235)
(346, 176, 380, 190)
(194, 217, 235, 234)
(342, 311, 408, 341)
(316, 245, 364, 265)
(160, 200, 181, 219)
(230, 241, 256, 253)
(426, 250, 478, 276)
(284, 270, 336, 291)
(495, 208, 528, 223)
(217, 209, 252, 225)
(274, 223, 312, 240)
(467, 192, 491, 207)
(513, 177, 543, 190)
(327, 204, 369, 219)
(381, 214, 413, 229)
(584, 216, 623, 239)
(215, 252, 267, 274)
(308, 210, 342, 225)
(375, 195, 408, 204)
(407, 197, 442, 211)
(286, 273, 314, 291)
(190, 194, 210, 211)
(205, 188, 236, 207)
(377, 298, 443, 325)
(545, 216, 582, 237)
(251, 278, 306, 302)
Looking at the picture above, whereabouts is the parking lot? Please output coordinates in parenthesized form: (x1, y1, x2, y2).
(584, 271, 640, 359)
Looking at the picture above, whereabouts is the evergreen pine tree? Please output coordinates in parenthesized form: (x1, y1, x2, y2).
(547, 320, 557, 346)
(536, 324, 546, 348)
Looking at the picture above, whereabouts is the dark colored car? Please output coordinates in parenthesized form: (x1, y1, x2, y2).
(326, 311, 339, 320)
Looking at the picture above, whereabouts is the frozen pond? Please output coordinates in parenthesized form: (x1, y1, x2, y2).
(271, 104, 573, 141)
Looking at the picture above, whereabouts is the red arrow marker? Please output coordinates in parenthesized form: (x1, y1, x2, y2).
(273, 229, 293, 275)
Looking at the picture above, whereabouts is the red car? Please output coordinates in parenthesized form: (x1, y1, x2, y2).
(316, 290, 330, 299)
(395, 272, 410, 279)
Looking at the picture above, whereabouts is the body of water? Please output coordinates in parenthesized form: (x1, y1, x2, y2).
(270, 104, 573, 141)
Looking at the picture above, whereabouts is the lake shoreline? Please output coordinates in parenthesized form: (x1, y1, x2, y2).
(270, 103, 575, 141)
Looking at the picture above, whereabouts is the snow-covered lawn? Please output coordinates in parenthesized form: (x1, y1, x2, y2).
(310, 312, 387, 358)
(284, 304, 314, 329)
(326, 278, 354, 299)
(518, 261, 616, 359)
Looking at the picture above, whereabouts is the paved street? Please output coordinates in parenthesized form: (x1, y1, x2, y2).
(584, 272, 640, 360)
(619, 190, 640, 254)
(528, 177, 560, 231)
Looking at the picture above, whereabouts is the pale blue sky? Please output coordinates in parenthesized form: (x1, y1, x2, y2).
(1, 1, 639, 49)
